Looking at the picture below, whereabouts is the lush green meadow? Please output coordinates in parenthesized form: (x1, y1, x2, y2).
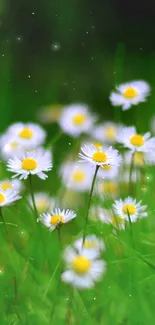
(1, 1, 155, 324)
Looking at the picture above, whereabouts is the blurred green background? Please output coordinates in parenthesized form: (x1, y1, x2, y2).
(1, 0, 155, 131)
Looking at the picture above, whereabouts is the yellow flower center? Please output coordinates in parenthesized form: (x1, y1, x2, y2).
(102, 164, 111, 171)
(0, 193, 6, 203)
(10, 142, 18, 149)
(130, 134, 144, 147)
(37, 199, 47, 213)
(105, 126, 115, 140)
(123, 87, 138, 99)
(50, 214, 64, 225)
(84, 240, 97, 248)
(72, 255, 91, 274)
(111, 216, 123, 226)
(22, 158, 37, 170)
(1, 182, 13, 191)
(102, 182, 117, 194)
(92, 151, 107, 163)
(72, 113, 86, 125)
(93, 142, 103, 150)
(19, 127, 33, 139)
(72, 171, 85, 182)
(123, 204, 136, 215)
(134, 152, 144, 165)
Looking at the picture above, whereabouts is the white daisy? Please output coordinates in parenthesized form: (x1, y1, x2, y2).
(97, 179, 119, 199)
(74, 235, 105, 258)
(0, 188, 21, 207)
(7, 148, 52, 180)
(93, 122, 123, 144)
(28, 192, 56, 214)
(60, 161, 94, 192)
(79, 144, 121, 168)
(117, 126, 155, 153)
(90, 206, 125, 229)
(0, 133, 23, 160)
(61, 246, 106, 289)
(0, 179, 22, 192)
(97, 163, 119, 180)
(40, 208, 76, 231)
(7, 122, 46, 149)
(110, 80, 150, 111)
(113, 197, 147, 222)
(124, 151, 155, 167)
(58, 104, 95, 137)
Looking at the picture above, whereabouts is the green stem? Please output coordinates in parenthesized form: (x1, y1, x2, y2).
(28, 175, 38, 220)
(0, 207, 9, 238)
(47, 131, 62, 148)
(129, 152, 135, 194)
(82, 166, 99, 246)
(57, 227, 62, 250)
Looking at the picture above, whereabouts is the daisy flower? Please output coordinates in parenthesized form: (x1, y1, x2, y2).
(124, 151, 155, 167)
(113, 197, 147, 222)
(7, 148, 52, 180)
(74, 235, 105, 258)
(110, 80, 150, 111)
(7, 122, 46, 149)
(97, 163, 120, 180)
(79, 144, 121, 168)
(61, 246, 106, 289)
(90, 206, 125, 229)
(0, 179, 22, 192)
(0, 134, 23, 160)
(40, 208, 76, 231)
(59, 104, 95, 137)
(93, 122, 123, 144)
(28, 192, 56, 214)
(117, 126, 155, 153)
(0, 188, 21, 207)
(60, 162, 94, 192)
(97, 179, 119, 199)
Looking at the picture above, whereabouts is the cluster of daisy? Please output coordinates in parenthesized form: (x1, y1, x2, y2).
(0, 78, 154, 292)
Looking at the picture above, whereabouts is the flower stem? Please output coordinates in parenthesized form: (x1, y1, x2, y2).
(57, 227, 62, 250)
(47, 131, 62, 149)
(129, 152, 135, 194)
(82, 165, 99, 246)
(0, 207, 12, 247)
(28, 175, 38, 220)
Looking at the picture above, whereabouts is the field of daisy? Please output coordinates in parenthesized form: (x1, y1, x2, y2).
(1, 81, 155, 325)
(1, 1, 155, 324)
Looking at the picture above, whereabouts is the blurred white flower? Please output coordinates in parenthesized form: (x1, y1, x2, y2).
(74, 235, 105, 258)
(93, 122, 123, 144)
(38, 104, 63, 124)
(28, 192, 56, 214)
(59, 104, 95, 137)
(61, 246, 106, 289)
(124, 151, 155, 167)
(117, 126, 155, 153)
(113, 197, 147, 222)
(97, 163, 120, 179)
(7, 122, 46, 149)
(60, 161, 94, 192)
(40, 208, 76, 231)
(0, 179, 22, 192)
(0, 188, 21, 207)
(0, 134, 23, 160)
(79, 144, 121, 168)
(7, 148, 52, 180)
(97, 179, 119, 199)
(110, 80, 150, 111)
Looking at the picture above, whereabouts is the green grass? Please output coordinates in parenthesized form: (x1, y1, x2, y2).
(0, 123, 155, 324)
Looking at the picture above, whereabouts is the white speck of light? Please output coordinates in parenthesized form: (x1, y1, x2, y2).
(32, 12, 35, 15)
(2, 54, 4, 57)
(51, 42, 61, 52)
(28, 75, 31, 78)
